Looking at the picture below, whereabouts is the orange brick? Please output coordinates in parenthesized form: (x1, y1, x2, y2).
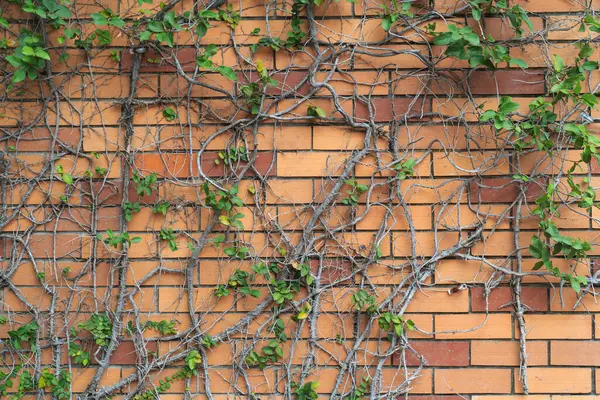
(404, 289, 469, 313)
(435, 368, 511, 394)
(435, 314, 512, 339)
(515, 368, 592, 393)
(521, 315, 592, 339)
(471, 340, 548, 366)
(551, 341, 600, 366)
(277, 152, 349, 177)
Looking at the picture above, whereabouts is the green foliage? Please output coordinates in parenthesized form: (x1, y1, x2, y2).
(219, 212, 245, 229)
(196, 44, 237, 80)
(90, 8, 125, 27)
(94, 166, 108, 176)
(0, 11, 8, 29)
(293, 381, 319, 400)
(140, 10, 181, 47)
(216, 146, 248, 166)
(467, 0, 532, 37)
(8, 321, 38, 350)
(37, 369, 71, 399)
(202, 334, 217, 348)
(214, 269, 261, 298)
(246, 318, 286, 370)
(152, 201, 170, 215)
(123, 201, 141, 222)
(55, 164, 73, 184)
(342, 178, 368, 206)
(68, 342, 91, 367)
(240, 60, 277, 114)
(162, 107, 178, 121)
(378, 312, 415, 338)
(307, 105, 327, 118)
(432, 24, 525, 69)
(99, 229, 142, 248)
(480, 40, 600, 294)
(223, 244, 250, 259)
(0, 366, 20, 397)
(352, 289, 377, 313)
(78, 314, 113, 347)
(6, 31, 50, 85)
(350, 376, 371, 400)
(132, 171, 157, 197)
(294, 301, 311, 320)
(16, 370, 33, 400)
(290, 262, 314, 285)
(184, 350, 202, 375)
(548, 46, 599, 106)
(144, 320, 177, 335)
(23, 0, 71, 28)
(251, 0, 306, 52)
(214, 284, 230, 298)
(380, 0, 413, 31)
(529, 218, 591, 293)
(271, 279, 295, 304)
(216, 5, 240, 28)
(133, 350, 201, 399)
(395, 158, 416, 180)
(204, 184, 244, 212)
(194, 9, 219, 38)
(159, 228, 178, 251)
(229, 270, 261, 297)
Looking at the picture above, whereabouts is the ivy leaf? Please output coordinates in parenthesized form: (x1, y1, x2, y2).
(34, 48, 50, 60)
(583, 61, 598, 71)
(498, 97, 520, 114)
(307, 106, 327, 118)
(552, 54, 565, 72)
(570, 276, 581, 293)
(62, 173, 73, 185)
(139, 30, 152, 41)
(381, 16, 392, 31)
(22, 46, 35, 56)
(509, 58, 528, 68)
(13, 69, 26, 83)
(217, 65, 237, 81)
(581, 93, 598, 107)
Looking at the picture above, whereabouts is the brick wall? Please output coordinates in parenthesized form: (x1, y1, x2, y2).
(0, 0, 599, 397)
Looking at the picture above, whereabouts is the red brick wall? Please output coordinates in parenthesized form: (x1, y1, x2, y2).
(0, 0, 599, 397)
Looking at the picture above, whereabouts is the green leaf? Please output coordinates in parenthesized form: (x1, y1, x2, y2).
(552, 54, 565, 72)
(62, 173, 73, 185)
(381, 16, 392, 31)
(216, 65, 237, 81)
(509, 58, 528, 68)
(22, 46, 35, 56)
(35, 48, 50, 60)
(13, 69, 26, 83)
(498, 97, 520, 114)
(583, 60, 599, 71)
(570, 277, 581, 293)
(307, 106, 327, 118)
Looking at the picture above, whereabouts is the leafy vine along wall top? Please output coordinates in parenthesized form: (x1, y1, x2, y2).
(0, 0, 599, 397)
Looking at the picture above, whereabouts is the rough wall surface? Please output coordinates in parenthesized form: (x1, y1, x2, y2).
(0, 0, 600, 398)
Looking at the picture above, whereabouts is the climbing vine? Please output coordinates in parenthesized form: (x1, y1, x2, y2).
(0, 0, 598, 397)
